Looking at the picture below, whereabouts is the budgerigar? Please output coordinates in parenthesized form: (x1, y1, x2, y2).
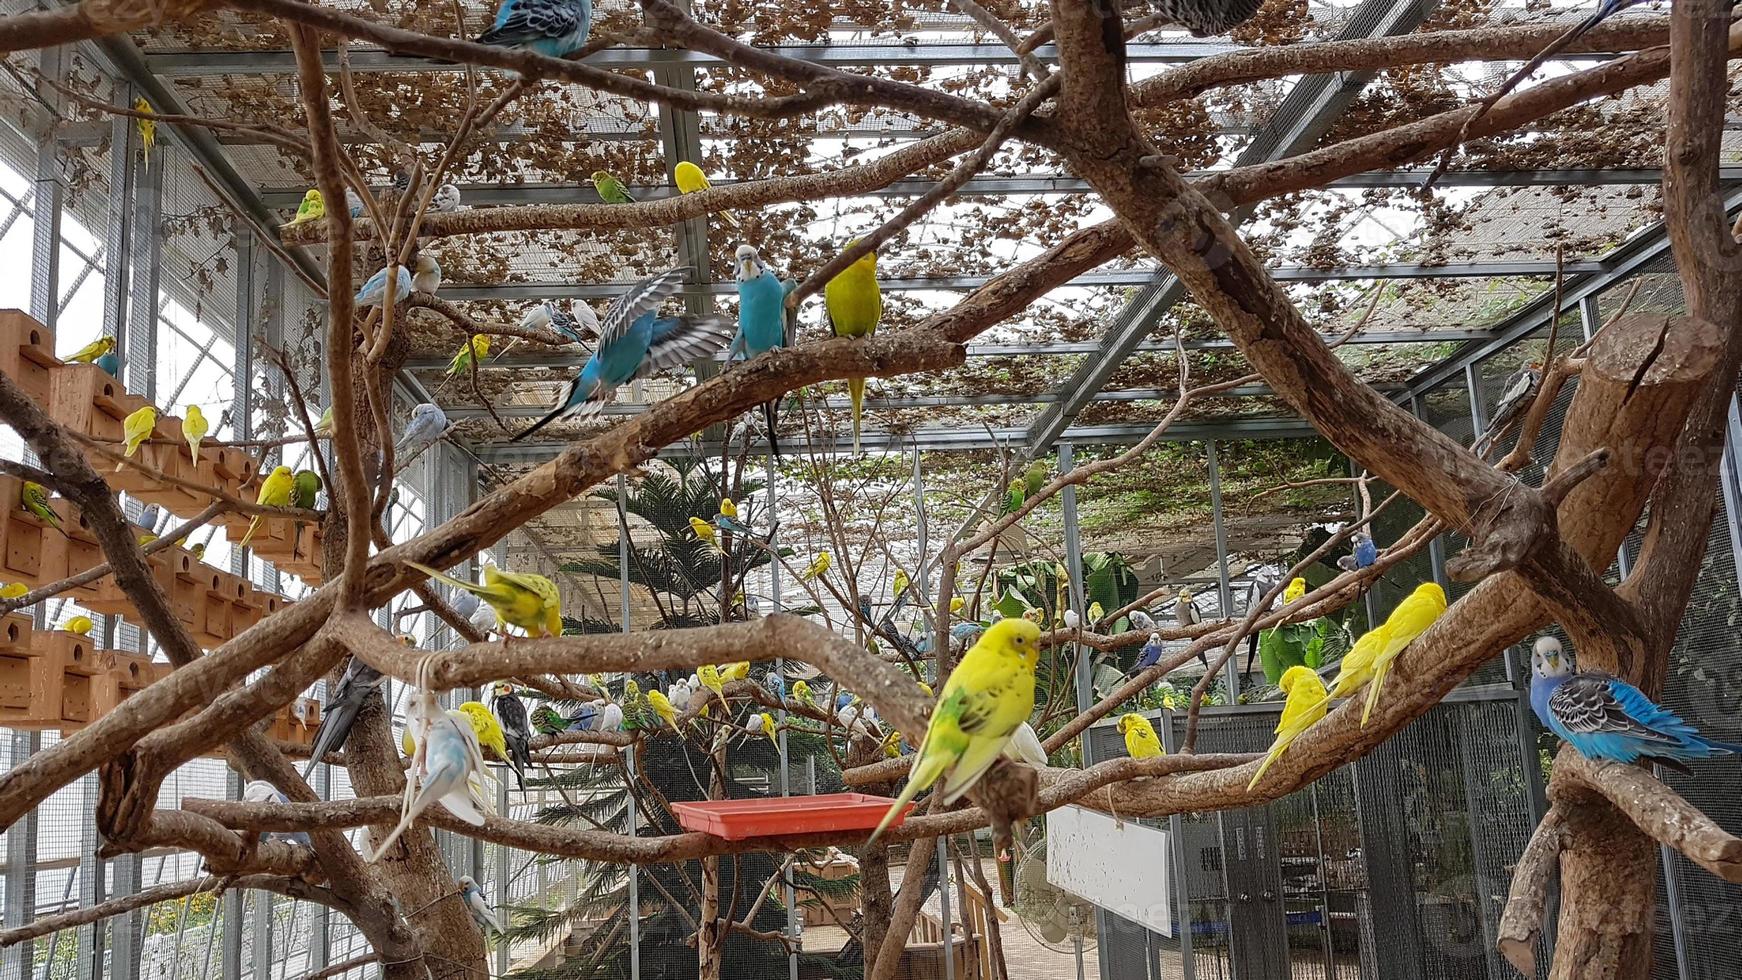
(289, 470, 320, 512)
(403, 561, 563, 639)
(64, 615, 93, 636)
(458, 701, 511, 767)
(753, 712, 778, 746)
(345, 187, 365, 218)
(646, 689, 679, 733)
(1062, 609, 1079, 631)
(286, 189, 324, 227)
(120, 406, 156, 467)
(447, 335, 489, 378)
(354, 264, 412, 308)
(241, 781, 312, 847)
(1283, 577, 1307, 603)
(869, 619, 1042, 842)
(530, 704, 566, 736)
(521, 301, 597, 346)
(1132, 0, 1266, 37)
(137, 505, 162, 532)
(1130, 632, 1164, 676)
(697, 664, 727, 710)
(1003, 721, 1047, 766)
(722, 661, 750, 683)
(673, 161, 739, 228)
(432, 184, 463, 213)
(490, 682, 533, 790)
(512, 268, 730, 441)
(135, 98, 155, 165)
(801, 552, 830, 581)
(182, 405, 208, 460)
(301, 657, 384, 779)
(764, 671, 785, 703)
(1360, 582, 1446, 727)
(1247, 665, 1329, 790)
(688, 516, 718, 547)
(19, 482, 62, 534)
(237, 465, 294, 550)
(1531, 636, 1742, 771)
(591, 169, 635, 204)
(792, 679, 814, 708)
(65, 335, 115, 365)
(1489, 361, 1543, 439)
(1339, 533, 1379, 572)
(824, 242, 882, 454)
(468, 600, 497, 636)
(729, 244, 796, 453)
(1002, 479, 1024, 514)
(369, 704, 489, 861)
(476, 0, 593, 57)
(189, 542, 205, 560)
(1118, 713, 1164, 759)
(714, 497, 751, 536)
(1328, 624, 1388, 700)
(1129, 609, 1155, 632)
(458, 876, 501, 934)
(394, 403, 449, 464)
(94, 350, 120, 376)
(0, 583, 29, 600)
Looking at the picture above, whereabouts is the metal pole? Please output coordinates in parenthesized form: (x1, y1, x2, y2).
(125, 147, 163, 401)
(495, 776, 511, 977)
(101, 85, 136, 341)
(1577, 295, 1601, 343)
(1060, 444, 1092, 724)
(1205, 441, 1238, 699)
(937, 836, 954, 980)
(616, 477, 639, 980)
(74, 775, 103, 980)
(221, 772, 244, 980)
(1162, 717, 1195, 980)
(766, 450, 798, 980)
(1, 734, 40, 980)
(28, 48, 64, 331)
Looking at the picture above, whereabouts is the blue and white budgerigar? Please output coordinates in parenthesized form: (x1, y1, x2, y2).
(394, 402, 449, 465)
(369, 699, 490, 862)
(1530, 636, 1741, 773)
(354, 255, 440, 308)
(521, 300, 598, 346)
(458, 876, 501, 934)
(1338, 533, 1378, 571)
(729, 243, 797, 453)
(512, 268, 731, 441)
(241, 781, 312, 847)
(765, 671, 785, 703)
(476, 0, 593, 58)
(1131, 632, 1164, 675)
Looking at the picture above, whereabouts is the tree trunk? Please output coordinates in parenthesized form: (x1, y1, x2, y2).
(1548, 780, 1659, 978)
(698, 737, 726, 980)
(859, 842, 893, 962)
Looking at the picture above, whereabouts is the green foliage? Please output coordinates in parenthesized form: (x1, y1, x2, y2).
(993, 552, 1140, 627)
(1257, 617, 1350, 686)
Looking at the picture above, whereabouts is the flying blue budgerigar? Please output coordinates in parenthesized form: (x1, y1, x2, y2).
(394, 403, 449, 466)
(458, 876, 501, 934)
(476, 0, 594, 58)
(301, 656, 384, 779)
(241, 780, 312, 846)
(354, 265, 412, 308)
(1531, 636, 1742, 773)
(1131, 631, 1164, 675)
(512, 268, 731, 441)
(729, 243, 796, 453)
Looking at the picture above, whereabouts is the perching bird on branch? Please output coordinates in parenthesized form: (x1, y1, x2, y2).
(458, 876, 501, 935)
(431, 184, 463, 213)
(1137, 0, 1267, 37)
(800, 552, 831, 582)
(181, 405, 207, 461)
(591, 169, 635, 204)
(120, 406, 156, 467)
(476, 0, 593, 58)
(1247, 665, 1328, 790)
(520, 300, 597, 346)
(285, 189, 323, 228)
(730, 244, 797, 453)
(673, 161, 739, 228)
(1131, 631, 1164, 675)
(370, 702, 490, 861)
(489, 682, 533, 790)
(1486, 361, 1543, 446)
(394, 403, 449, 466)
(1337, 533, 1378, 572)
(1530, 636, 1742, 772)
(301, 657, 383, 779)
(714, 497, 752, 537)
(237, 466, 293, 551)
(512, 267, 731, 441)
(242, 781, 311, 847)
(134, 97, 155, 166)
(824, 241, 883, 455)
(1329, 623, 1387, 701)
(19, 482, 61, 534)
(1283, 577, 1307, 604)
(446, 335, 489, 378)
(1358, 582, 1446, 727)
(1118, 713, 1164, 759)
(401, 560, 563, 639)
(869, 618, 1042, 842)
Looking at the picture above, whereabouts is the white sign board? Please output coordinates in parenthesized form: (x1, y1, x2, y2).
(1046, 805, 1174, 936)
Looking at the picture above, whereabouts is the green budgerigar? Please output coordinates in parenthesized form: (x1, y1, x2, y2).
(19, 482, 63, 535)
(591, 170, 636, 204)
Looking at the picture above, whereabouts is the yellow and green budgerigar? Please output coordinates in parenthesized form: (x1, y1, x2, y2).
(19, 481, 62, 534)
(402, 560, 563, 639)
(0, 582, 29, 599)
(1248, 665, 1329, 790)
(869, 618, 1042, 842)
(182, 405, 208, 460)
(755, 712, 778, 747)
(237, 465, 294, 550)
(1117, 713, 1164, 759)
(1360, 582, 1446, 726)
(134, 97, 155, 165)
(672, 161, 739, 228)
(823, 242, 882, 455)
(64, 615, 94, 637)
(447, 335, 490, 377)
(1283, 577, 1307, 603)
(120, 406, 157, 468)
(801, 552, 830, 582)
(792, 679, 814, 708)
(646, 689, 680, 733)
(65, 335, 115, 365)
(458, 701, 509, 762)
(1328, 623, 1388, 700)
(286, 189, 324, 227)
(697, 664, 727, 709)
(591, 170, 635, 204)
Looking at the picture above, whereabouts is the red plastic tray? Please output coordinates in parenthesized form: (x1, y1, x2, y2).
(671, 792, 912, 841)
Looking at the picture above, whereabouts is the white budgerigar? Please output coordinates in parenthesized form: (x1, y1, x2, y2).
(450, 591, 481, 620)
(394, 403, 449, 466)
(596, 701, 623, 732)
(432, 184, 463, 213)
(369, 700, 489, 862)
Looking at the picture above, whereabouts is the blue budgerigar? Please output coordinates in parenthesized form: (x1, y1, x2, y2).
(394, 402, 449, 466)
(477, 0, 594, 59)
(1338, 533, 1379, 571)
(354, 265, 412, 308)
(1131, 631, 1164, 675)
(242, 780, 312, 847)
(512, 268, 731, 441)
(1531, 636, 1742, 773)
(729, 243, 797, 453)
(765, 671, 785, 703)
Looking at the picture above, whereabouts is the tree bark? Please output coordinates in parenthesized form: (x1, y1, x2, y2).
(1547, 780, 1658, 979)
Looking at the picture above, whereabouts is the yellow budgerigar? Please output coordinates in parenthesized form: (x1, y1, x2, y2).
(403, 560, 563, 639)
(697, 664, 727, 709)
(1283, 577, 1307, 603)
(65, 335, 115, 365)
(792, 679, 814, 707)
(672, 161, 739, 228)
(63, 615, 94, 637)
(869, 618, 1042, 842)
(447, 335, 490, 377)
(892, 569, 909, 598)
(1328, 623, 1389, 700)
(688, 517, 717, 547)
(458, 701, 509, 762)
(722, 661, 750, 682)
(755, 711, 778, 746)
(0, 583, 29, 599)
(1248, 665, 1329, 790)
(120, 406, 157, 468)
(801, 552, 830, 581)
(1117, 713, 1164, 759)
(19, 481, 62, 534)
(237, 465, 294, 550)
(182, 405, 208, 460)
(286, 189, 324, 227)
(1361, 582, 1446, 727)
(135, 97, 155, 165)
(823, 242, 882, 455)
(646, 689, 680, 733)
(949, 596, 965, 614)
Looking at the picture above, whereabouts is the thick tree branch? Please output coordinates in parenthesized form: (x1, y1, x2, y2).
(1497, 808, 1563, 976)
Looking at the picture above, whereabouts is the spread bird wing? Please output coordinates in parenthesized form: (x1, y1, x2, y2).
(634, 315, 734, 378)
(598, 267, 688, 352)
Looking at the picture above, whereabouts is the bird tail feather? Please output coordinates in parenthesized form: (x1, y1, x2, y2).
(1361, 664, 1389, 727)
(1246, 742, 1286, 792)
(511, 399, 597, 442)
(237, 516, 263, 551)
(762, 399, 780, 457)
(848, 377, 865, 454)
(402, 559, 484, 595)
(867, 753, 940, 845)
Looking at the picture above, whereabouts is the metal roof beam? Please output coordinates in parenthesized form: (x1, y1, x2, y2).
(424, 259, 1597, 301)
(257, 169, 1742, 208)
(1017, 0, 1440, 458)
